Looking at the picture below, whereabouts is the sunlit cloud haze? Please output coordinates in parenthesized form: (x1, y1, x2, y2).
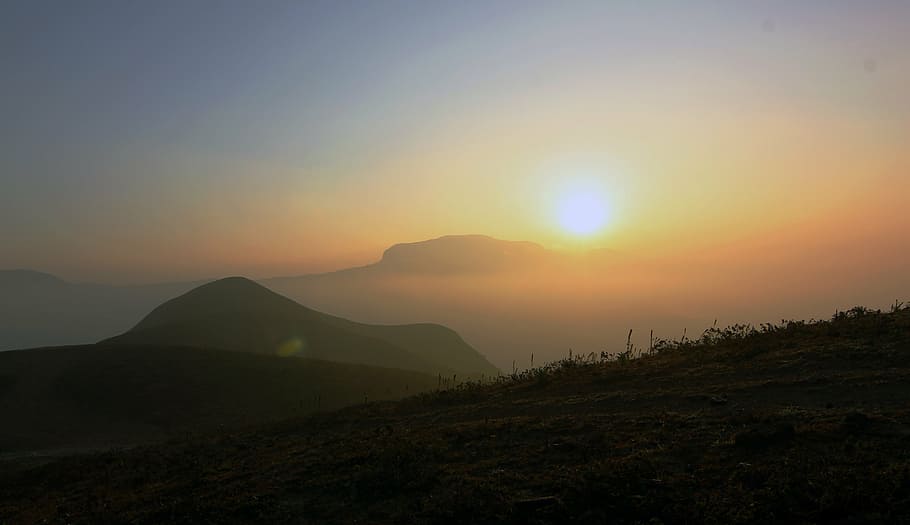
(2, 0, 908, 339)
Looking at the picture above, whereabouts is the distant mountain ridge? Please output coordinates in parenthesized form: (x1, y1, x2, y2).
(0, 234, 579, 362)
(265, 235, 557, 281)
(104, 277, 497, 377)
(376, 235, 552, 274)
(0, 270, 203, 351)
(0, 269, 67, 288)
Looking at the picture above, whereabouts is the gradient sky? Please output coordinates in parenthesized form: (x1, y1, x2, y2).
(2, 1, 908, 283)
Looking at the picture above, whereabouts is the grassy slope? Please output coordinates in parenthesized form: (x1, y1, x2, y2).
(0, 344, 437, 454)
(2, 308, 910, 524)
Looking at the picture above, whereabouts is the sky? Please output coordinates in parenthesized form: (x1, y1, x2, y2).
(2, 0, 909, 284)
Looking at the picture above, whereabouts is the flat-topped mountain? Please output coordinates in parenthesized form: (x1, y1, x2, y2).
(375, 234, 553, 274)
(266, 235, 557, 282)
(104, 277, 497, 377)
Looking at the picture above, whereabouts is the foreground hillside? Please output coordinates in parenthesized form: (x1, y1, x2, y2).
(2, 307, 910, 524)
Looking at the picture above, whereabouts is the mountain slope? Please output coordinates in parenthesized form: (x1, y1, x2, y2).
(104, 277, 497, 377)
(0, 343, 436, 454)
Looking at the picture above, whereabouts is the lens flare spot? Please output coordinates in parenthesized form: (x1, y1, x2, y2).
(276, 337, 306, 357)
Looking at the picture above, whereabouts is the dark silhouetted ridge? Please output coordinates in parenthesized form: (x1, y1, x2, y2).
(129, 277, 305, 331)
(105, 277, 497, 376)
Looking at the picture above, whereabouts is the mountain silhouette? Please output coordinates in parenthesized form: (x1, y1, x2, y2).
(0, 269, 67, 288)
(1, 235, 579, 363)
(268, 235, 556, 279)
(375, 234, 553, 274)
(0, 236, 554, 352)
(103, 277, 497, 377)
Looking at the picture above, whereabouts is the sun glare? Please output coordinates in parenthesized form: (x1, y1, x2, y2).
(538, 155, 619, 239)
(556, 187, 611, 237)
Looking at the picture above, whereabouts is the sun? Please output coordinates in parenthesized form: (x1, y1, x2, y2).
(537, 155, 620, 239)
(556, 187, 611, 237)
